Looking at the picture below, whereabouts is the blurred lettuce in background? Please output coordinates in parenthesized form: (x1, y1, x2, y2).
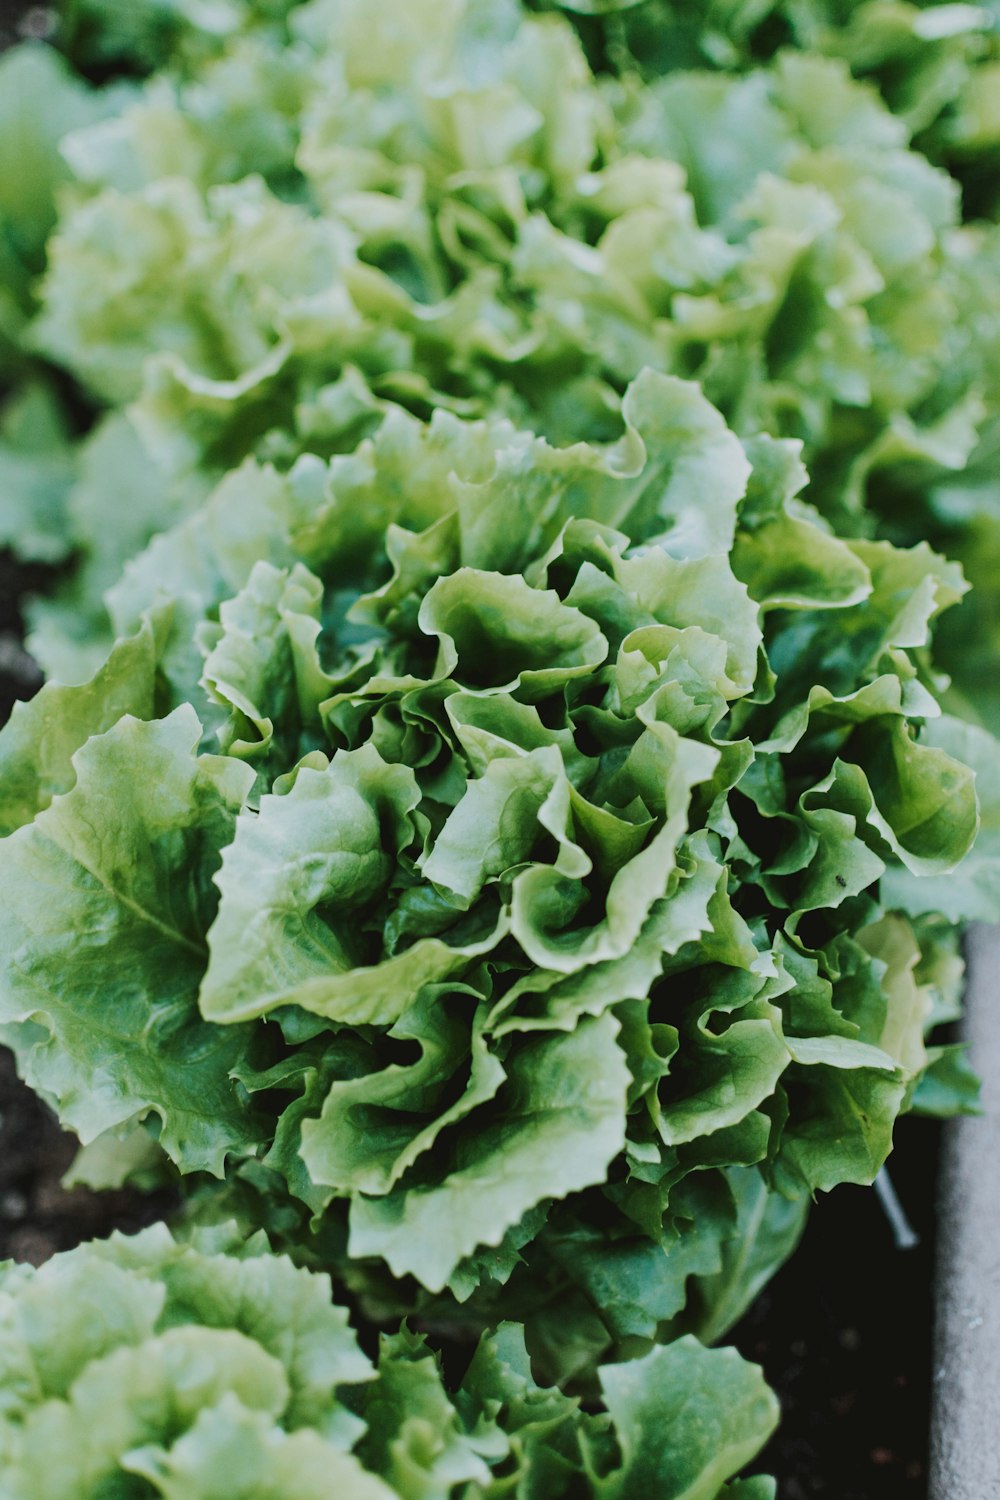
(0, 0, 996, 721)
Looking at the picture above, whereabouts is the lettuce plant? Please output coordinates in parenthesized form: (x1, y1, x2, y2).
(0, 1223, 780, 1497)
(1, 370, 989, 1382)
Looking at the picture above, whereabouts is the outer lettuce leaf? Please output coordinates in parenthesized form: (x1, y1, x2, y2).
(685, 1166, 810, 1344)
(0, 709, 261, 1172)
(596, 1336, 779, 1499)
(0, 614, 164, 837)
(882, 713, 1000, 923)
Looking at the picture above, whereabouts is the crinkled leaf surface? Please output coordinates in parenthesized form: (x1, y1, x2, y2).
(0, 709, 260, 1171)
(597, 1336, 779, 1499)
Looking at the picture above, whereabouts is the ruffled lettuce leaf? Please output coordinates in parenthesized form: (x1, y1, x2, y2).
(0, 708, 262, 1172)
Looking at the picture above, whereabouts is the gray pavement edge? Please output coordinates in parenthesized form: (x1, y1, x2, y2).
(929, 923, 1000, 1497)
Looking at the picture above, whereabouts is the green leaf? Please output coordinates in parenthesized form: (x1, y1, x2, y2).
(423, 745, 571, 907)
(544, 1213, 727, 1344)
(720, 1480, 777, 1500)
(608, 369, 752, 560)
(124, 1397, 399, 1500)
(597, 1336, 779, 1499)
(777, 1065, 905, 1193)
(623, 71, 795, 224)
(733, 435, 872, 612)
(299, 990, 505, 1197)
(882, 714, 1000, 922)
(0, 614, 163, 837)
(555, 0, 646, 13)
(420, 568, 609, 696)
(0, 709, 260, 1172)
(200, 559, 331, 768)
(511, 726, 719, 973)
(688, 1168, 809, 1345)
(656, 1000, 789, 1148)
(201, 745, 423, 1025)
(0, 42, 110, 287)
(456, 1322, 593, 1499)
(910, 1044, 981, 1118)
(347, 1012, 630, 1292)
(351, 1328, 496, 1500)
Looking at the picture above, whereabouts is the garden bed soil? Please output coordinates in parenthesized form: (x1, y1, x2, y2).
(0, 551, 45, 725)
(0, 1, 53, 52)
(735, 1118, 938, 1499)
(0, 1047, 176, 1265)
(0, 551, 940, 1496)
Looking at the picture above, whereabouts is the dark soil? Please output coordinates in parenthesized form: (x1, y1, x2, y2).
(735, 1118, 938, 1499)
(0, 1048, 176, 1265)
(0, 0, 54, 51)
(0, 551, 46, 724)
(0, 550, 941, 1495)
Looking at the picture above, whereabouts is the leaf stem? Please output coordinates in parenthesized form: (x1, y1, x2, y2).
(874, 1166, 919, 1250)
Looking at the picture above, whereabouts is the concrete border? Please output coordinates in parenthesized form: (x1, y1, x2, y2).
(929, 923, 1000, 1498)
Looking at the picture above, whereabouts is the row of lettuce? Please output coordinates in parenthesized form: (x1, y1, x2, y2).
(1, 1, 999, 1495)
